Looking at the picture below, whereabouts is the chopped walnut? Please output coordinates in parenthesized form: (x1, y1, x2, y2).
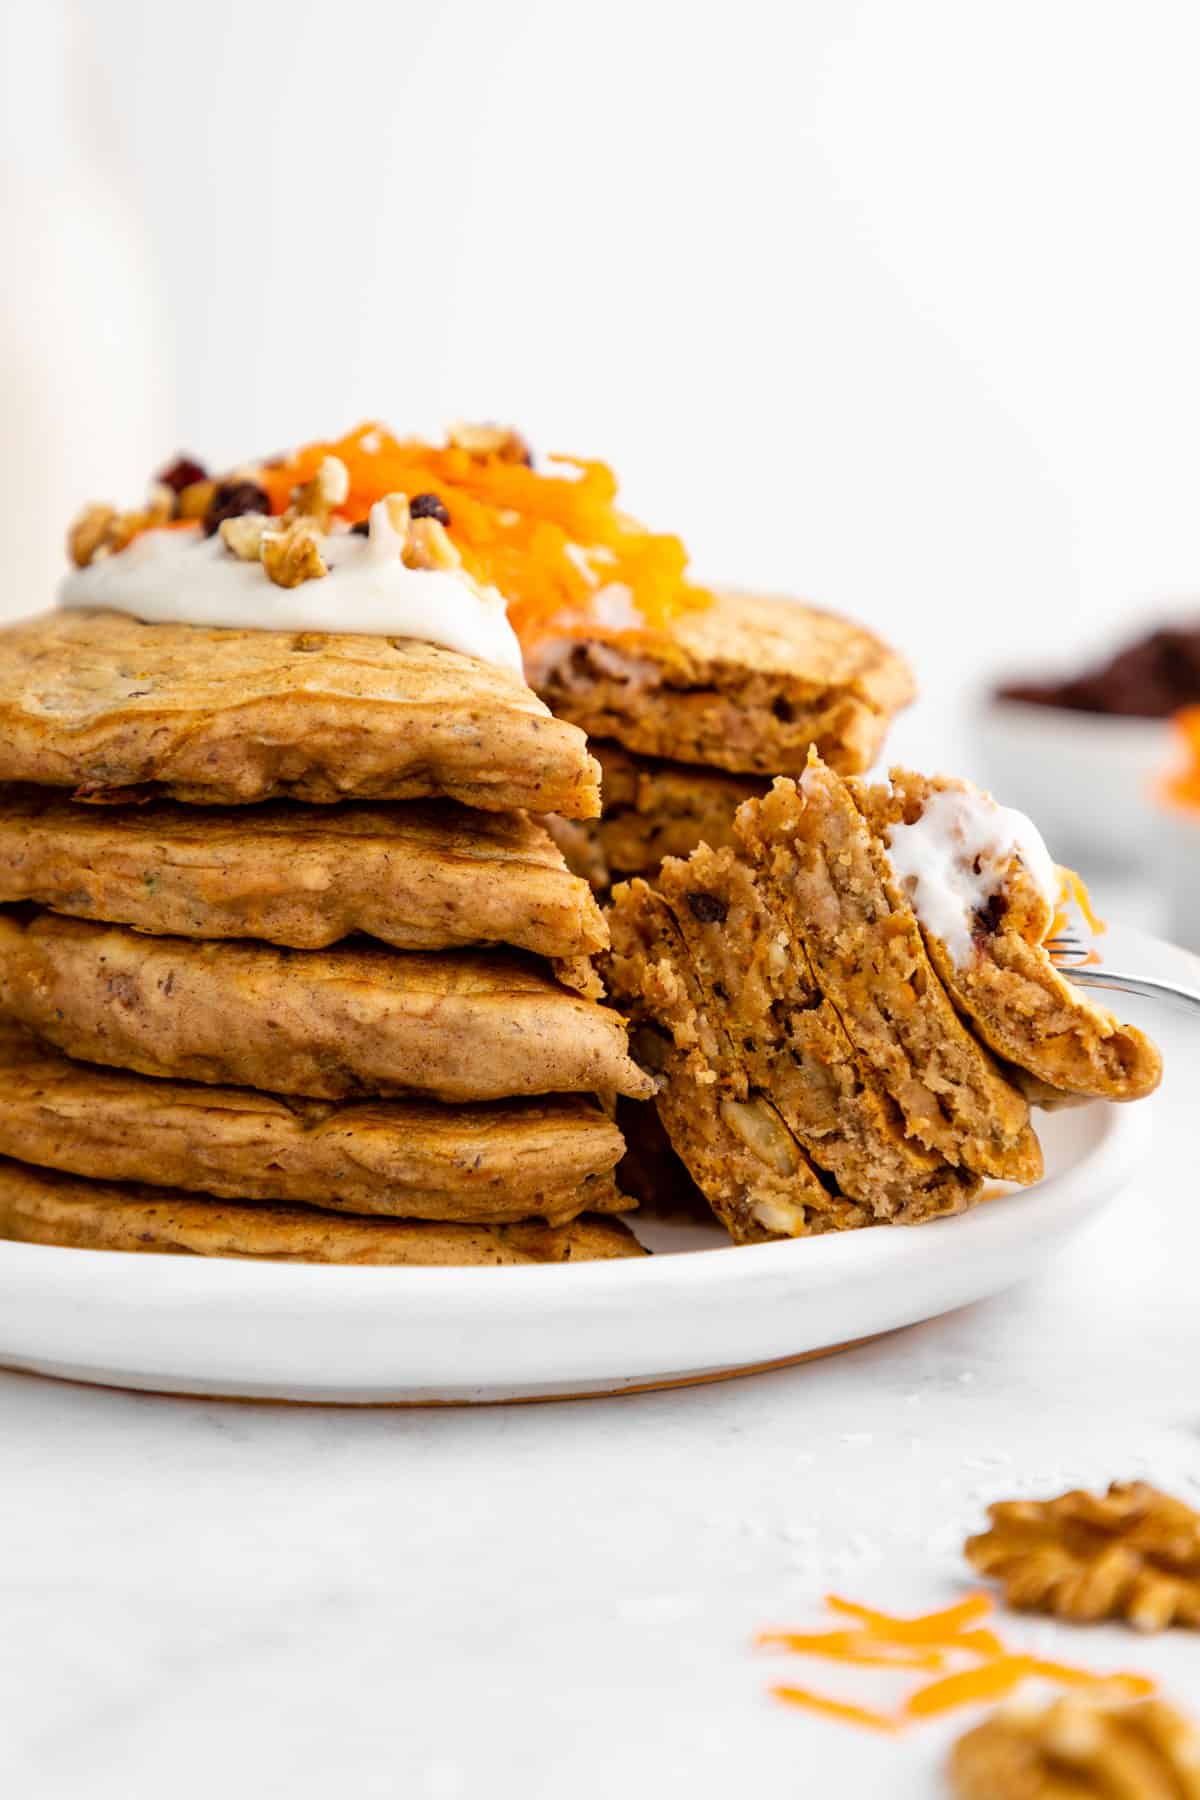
(177, 479, 217, 522)
(949, 1695, 1200, 1800)
(219, 513, 268, 561)
(68, 486, 175, 568)
(291, 455, 350, 529)
(404, 515, 462, 572)
(261, 518, 327, 588)
(68, 504, 119, 568)
(965, 1481, 1200, 1631)
(447, 421, 532, 465)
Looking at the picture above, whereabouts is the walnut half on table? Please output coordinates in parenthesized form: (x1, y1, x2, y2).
(949, 1695, 1200, 1800)
(965, 1481, 1200, 1632)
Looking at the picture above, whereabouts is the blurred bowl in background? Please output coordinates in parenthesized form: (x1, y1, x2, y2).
(972, 697, 1172, 867)
(1154, 801, 1200, 954)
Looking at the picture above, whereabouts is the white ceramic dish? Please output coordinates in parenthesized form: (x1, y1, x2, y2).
(0, 1100, 1146, 1405)
(973, 697, 1171, 865)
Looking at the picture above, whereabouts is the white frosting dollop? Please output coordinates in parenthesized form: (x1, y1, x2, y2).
(57, 504, 524, 675)
(882, 783, 1057, 967)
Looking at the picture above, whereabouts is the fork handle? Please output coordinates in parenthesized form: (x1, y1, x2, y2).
(1062, 966, 1200, 1015)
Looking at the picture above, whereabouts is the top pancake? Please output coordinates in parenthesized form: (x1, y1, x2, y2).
(0, 609, 601, 816)
(525, 589, 915, 776)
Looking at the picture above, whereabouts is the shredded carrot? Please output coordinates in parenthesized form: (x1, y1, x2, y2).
(771, 1685, 900, 1733)
(904, 1655, 1033, 1717)
(824, 1593, 994, 1645)
(1048, 866, 1106, 942)
(951, 1628, 1007, 1658)
(254, 422, 712, 641)
(760, 1593, 1160, 1735)
(755, 1630, 944, 1671)
(1023, 1659, 1156, 1698)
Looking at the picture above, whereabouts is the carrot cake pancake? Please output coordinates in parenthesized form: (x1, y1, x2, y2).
(0, 610, 600, 815)
(0, 914, 653, 1105)
(0, 1158, 644, 1264)
(606, 877, 869, 1243)
(544, 742, 767, 892)
(0, 1025, 628, 1225)
(0, 788, 606, 963)
(738, 763, 1042, 1183)
(525, 588, 915, 778)
(853, 768, 1162, 1103)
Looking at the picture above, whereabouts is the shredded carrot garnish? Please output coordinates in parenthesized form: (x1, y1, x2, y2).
(1023, 1659, 1156, 1698)
(771, 1685, 899, 1733)
(755, 1630, 944, 1671)
(759, 1593, 1160, 1735)
(904, 1655, 1033, 1717)
(1049, 866, 1106, 942)
(255, 422, 712, 641)
(825, 1593, 994, 1644)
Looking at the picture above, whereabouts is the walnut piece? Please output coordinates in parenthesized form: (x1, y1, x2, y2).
(67, 485, 175, 568)
(68, 504, 119, 568)
(718, 1096, 800, 1176)
(447, 421, 532, 464)
(260, 519, 327, 588)
(219, 514, 268, 561)
(966, 1481, 1200, 1631)
(177, 479, 217, 522)
(404, 515, 462, 572)
(291, 455, 350, 529)
(950, 1696, 1200, 1800)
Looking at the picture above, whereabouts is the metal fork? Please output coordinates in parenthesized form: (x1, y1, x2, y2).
(1046, 933, 1200, 1015)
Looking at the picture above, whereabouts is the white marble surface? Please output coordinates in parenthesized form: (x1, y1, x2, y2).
(2, 987, 1198, 1798)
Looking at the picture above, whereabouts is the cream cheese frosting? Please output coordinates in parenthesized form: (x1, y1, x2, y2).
(58, 503, 525, 675)
(881, 783, 1057, 967)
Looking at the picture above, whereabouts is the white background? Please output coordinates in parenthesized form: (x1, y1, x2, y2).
(6, 0, 1200, 767)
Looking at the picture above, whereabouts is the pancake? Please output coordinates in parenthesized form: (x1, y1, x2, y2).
(525, 589, 914, 777)
(0, 608, 601, 816)
(0, 913, 654, 1104)
(648, 845, 980, 1221)
(0, 1158, 645, 1264)
(0, 1025, 628, 1225)
(737, 764, 1042, 1183)
(0, 787, 606, 964)
(854, 768, 1162, 1104)
(605, 878, 866, 1243)
(543, 742, 767, 892)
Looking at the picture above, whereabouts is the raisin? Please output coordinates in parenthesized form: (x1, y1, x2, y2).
(351, 520, 370, 536)
(203, 480, 271, 536)
(686, 891, 727, 925)
(772, 696, 795, 723)
(974, 893, 1008, 936)
(410, 492, 451, 526)
(157, 455, 208, 494)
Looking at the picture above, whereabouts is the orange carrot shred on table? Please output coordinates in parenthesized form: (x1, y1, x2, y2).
(1023, 1659, 1156, 1698)
(771, 1685, 900, 1733)
(951, 1628, 1007, 1658)
(754, 1630, 945, 1672)
(824, 1593, 995, 1645)
(904, 1654, 1033, 1717)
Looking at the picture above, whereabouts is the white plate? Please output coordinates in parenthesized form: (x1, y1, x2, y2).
(0, 1099, 1146, 1404)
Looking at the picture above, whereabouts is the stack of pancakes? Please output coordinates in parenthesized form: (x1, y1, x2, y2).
(605, 755, 1161, 1244)
(0, 610, 653, 1265)
(528, 588, 916, 894)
